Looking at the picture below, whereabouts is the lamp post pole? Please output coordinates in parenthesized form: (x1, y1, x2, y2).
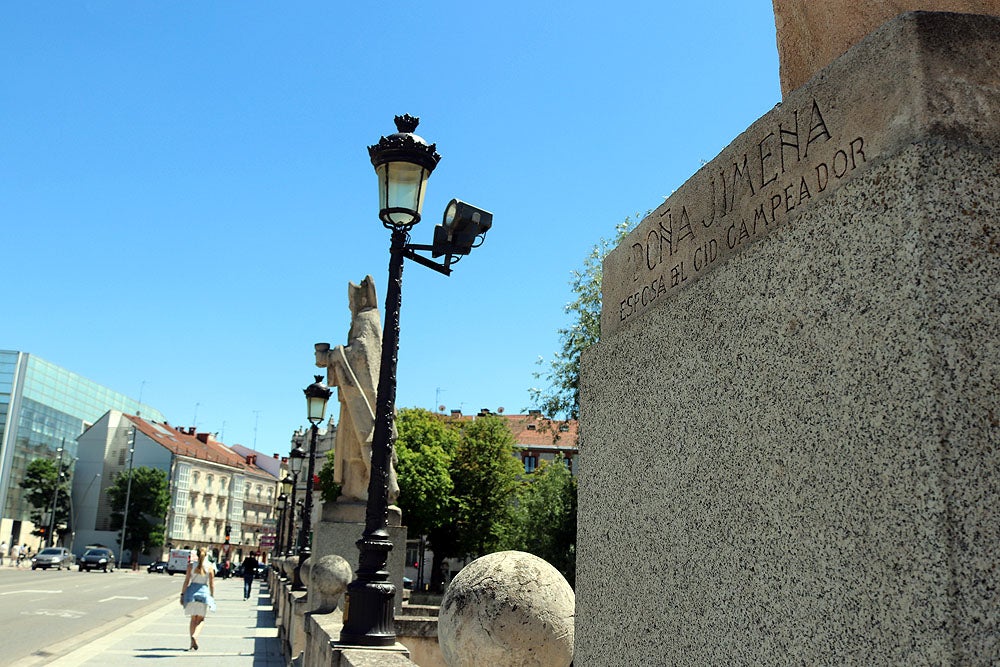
(339, 228, 406, 646)
(298, 376, 331, 573)
(118, 427, 136, 569)
(47, 440, 66, 547)
(274, 493, 287, 560)
(285, 473, 298, 556)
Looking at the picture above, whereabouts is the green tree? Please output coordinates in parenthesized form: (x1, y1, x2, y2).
(506, 456, 578, 586)
(450, 414, 524, 560)
(20, 458, 72, 543)
(395, 408, 460, 591)
(106, 466, 170, 562)
(530, 214, 642, 419)
(317, 449, 341, 503)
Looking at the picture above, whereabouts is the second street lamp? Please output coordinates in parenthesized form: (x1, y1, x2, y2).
(339, 115, 492, 647)
(299, 376, 331, 566)
(287, 444, 306, 589)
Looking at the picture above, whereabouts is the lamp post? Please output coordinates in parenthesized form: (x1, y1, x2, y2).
(287, 444, 306, 589)
(118, 427, 136, 569)
(274, 493, 287, 560)
(281, 473, 297, 555)
(47, 440, 67, 548)
(298, 376, 332, 566)
(339, 115, 492, 647)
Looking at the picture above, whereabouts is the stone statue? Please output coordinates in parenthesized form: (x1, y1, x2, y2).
(315, 276, 399, 505)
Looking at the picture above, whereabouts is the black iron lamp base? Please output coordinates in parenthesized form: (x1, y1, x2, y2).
(339, 577, 397, 646)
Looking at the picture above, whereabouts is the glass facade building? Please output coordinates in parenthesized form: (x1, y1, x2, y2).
(0, 351, 165, 542)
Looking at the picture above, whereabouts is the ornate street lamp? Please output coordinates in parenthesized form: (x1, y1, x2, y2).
(296, 376, 331, 576)
(280, 477, 294, 555)
(274, 492, 287, 560)
(287, 444, 307, 589)
(339, 115, 492, 647)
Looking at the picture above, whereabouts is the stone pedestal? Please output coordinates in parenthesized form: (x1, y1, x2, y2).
(314, 500, 408, 613)
(580, 12, 1000, 666)
(772, 0, 1000, 94)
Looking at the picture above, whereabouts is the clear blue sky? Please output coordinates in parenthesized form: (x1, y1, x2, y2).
(2, 2, 780, 456)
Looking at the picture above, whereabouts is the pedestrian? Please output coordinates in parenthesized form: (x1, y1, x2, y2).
(0, 540, 6, 566)
(12, 543, 20, 567)
(180, 546, 216, 651)
(241, 551, 259, 600)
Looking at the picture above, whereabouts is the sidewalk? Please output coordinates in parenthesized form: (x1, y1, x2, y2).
(48, 576, 284, 666)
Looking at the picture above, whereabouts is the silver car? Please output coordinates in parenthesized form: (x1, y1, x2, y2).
(31, 547, 76, 570)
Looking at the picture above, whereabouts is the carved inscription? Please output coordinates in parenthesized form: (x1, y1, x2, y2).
(616, 98, 871, 325)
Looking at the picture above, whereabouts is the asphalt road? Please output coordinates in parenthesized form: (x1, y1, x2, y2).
(0, 565, 183, 665)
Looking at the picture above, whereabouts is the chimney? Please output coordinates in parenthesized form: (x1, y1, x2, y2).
(273, 453, 279, 459)
(451, 410, 462, 417)
(196, 433, 211, 444)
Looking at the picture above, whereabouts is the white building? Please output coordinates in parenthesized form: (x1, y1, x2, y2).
(73, 410, 279, 564)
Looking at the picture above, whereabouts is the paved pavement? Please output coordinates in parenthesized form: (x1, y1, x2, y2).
(46, 574, 285, 666)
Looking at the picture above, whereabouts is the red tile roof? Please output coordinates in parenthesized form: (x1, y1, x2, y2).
(123, 414, 271, 475)
(444, 410, 578, 450)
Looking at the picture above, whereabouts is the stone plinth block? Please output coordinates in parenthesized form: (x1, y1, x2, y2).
(772, 0, 1000, 94)
(438, 551, 574, 667)
(603, 11, 1000, 339)
(314, 500, 408, 613)
(773, 0, 1000, 95)
(579, 12, 1000, 667)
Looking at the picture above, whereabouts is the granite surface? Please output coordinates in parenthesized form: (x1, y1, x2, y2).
(772, 0, 1000, 95)
(577, 12, 999, 666)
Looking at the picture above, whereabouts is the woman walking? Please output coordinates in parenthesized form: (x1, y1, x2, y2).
(180, 547, 216, 651)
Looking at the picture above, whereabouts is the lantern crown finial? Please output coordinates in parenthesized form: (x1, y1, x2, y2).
(394, 114, 419, 133)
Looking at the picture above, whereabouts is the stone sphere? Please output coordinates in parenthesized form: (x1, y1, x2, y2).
(439, 551, 574, 667)
(304, 554, 354, 611)
(282, 555, 299, 579)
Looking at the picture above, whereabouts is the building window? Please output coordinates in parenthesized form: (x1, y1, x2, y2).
(174, 490, 188, 513)
(523, 455, 538, 473)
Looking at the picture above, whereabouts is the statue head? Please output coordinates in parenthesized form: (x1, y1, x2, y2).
(348, 275, 378, 317)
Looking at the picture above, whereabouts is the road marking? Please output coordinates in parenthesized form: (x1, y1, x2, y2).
(98, 595, 149, 602)
(21, 609, 86, 619)
(0, 589, 62, 595)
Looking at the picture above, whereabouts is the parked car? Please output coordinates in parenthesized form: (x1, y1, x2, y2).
(147, 561, 166, 573)
(31, 547, 75, 570)
(78, 548, 115, 572)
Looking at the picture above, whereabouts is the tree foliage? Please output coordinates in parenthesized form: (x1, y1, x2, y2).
(450, 414, 524, 559)
(506, 456, 577, 586)
(394, 409, 525, 590)
(317, 449, 341, 503)
(395, 408, 459, 540)
(530, 214, 642, 419)
(20, 458, 72, 541)
(106, 466, 170, 560)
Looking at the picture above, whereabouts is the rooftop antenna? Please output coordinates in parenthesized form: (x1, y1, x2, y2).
(435, 387, 445, 410)
(193, 402, 200, 429)
(253, 410, 261, 449)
